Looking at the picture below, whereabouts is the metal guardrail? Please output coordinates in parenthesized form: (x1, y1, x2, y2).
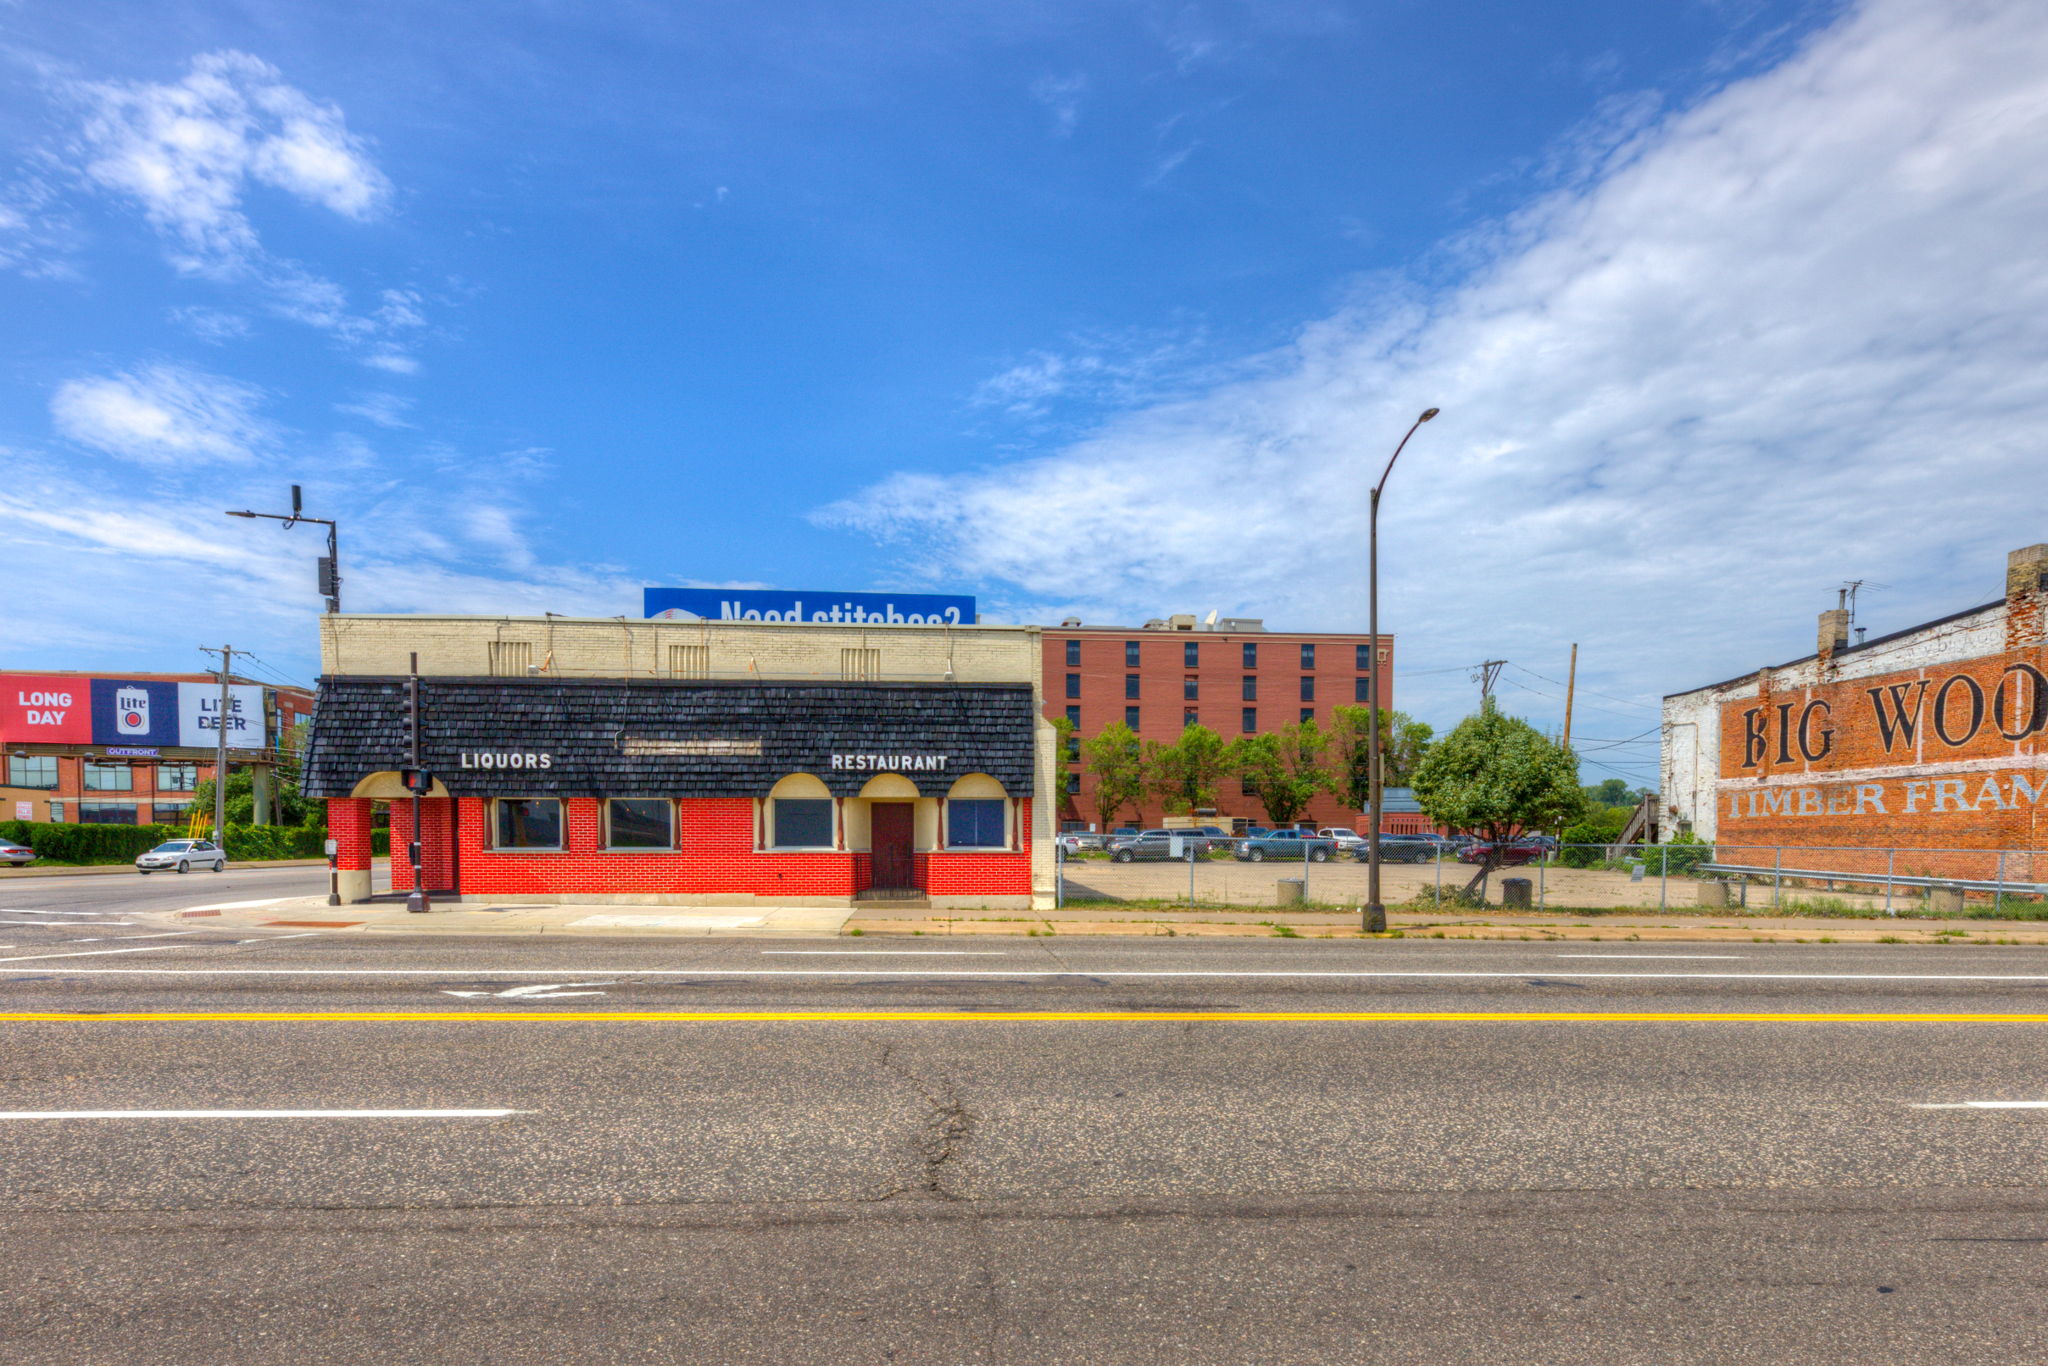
(1699, 862, 2048, 897)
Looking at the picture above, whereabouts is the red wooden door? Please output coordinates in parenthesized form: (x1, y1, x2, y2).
(870, 803, 917, 891)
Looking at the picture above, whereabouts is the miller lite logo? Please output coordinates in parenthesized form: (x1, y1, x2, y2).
(115, 685, 150, 735)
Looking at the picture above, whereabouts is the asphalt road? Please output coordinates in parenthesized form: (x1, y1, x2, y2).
(4, 904, 2048, 1363)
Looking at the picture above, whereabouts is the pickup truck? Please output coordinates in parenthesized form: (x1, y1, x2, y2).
(1234, 831, 1337, 863)
(1316, 827, 1366, 851)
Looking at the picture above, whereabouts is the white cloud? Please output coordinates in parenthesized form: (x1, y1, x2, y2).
(167, 304, 252, 342)
(821, 0, 2048, 758)
(362, 349, 421, 375)
(334, 391, 414, 429)
(1029, 73, 1087, 137)
(49, 364, 275, 465)
(71, 50, 390, 275)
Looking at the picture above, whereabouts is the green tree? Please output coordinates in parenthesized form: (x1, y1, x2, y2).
(1411, 700, 1587, 898)
(1080, 721, 1148, 831)
(1048, 714, 1077, 809)
(1230, 719, 1335, 827)
(1145, 724, 1231, 816)
(1329, 706, 1436, 810)
(190, 764, 318, 830)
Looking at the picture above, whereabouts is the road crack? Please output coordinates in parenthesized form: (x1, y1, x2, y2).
(871, 1045, 974, 1203)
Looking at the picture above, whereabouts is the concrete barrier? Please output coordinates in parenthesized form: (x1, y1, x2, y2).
(1277, 878, 1305, 907)
(1927, 886, 1965, 915)
(1697, 881, 1731, 908)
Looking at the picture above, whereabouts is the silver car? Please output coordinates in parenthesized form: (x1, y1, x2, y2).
(136, 839, 226, 874)
(0, 838, 33, 868)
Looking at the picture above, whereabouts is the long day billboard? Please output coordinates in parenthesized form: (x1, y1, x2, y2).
(2, 675, 267, 749)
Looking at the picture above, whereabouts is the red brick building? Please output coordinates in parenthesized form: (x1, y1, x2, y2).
(1043, 614, 1393, 832)
(1662, 543, 2047, 882)
(0, 670, 312, 826)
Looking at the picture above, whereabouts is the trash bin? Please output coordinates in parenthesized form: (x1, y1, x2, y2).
(1277, 878, 1305, 907)
(1501, 877, 1532, 909)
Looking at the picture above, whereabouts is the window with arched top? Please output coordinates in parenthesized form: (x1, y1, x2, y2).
(945, 773, 1009, 849)
(766, 773, 834, 849)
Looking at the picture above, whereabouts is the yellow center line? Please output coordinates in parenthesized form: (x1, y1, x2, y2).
(4, 1011, 2048, 1024)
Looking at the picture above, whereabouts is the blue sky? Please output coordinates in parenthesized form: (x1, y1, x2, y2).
(5, 0, 2046, 789)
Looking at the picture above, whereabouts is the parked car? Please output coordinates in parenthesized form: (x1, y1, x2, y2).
(136, 839, 226, 874)
(1457, 839, 1547, 867)
(1111, 832, 1212, 862)
(1110, 827, 1141, 841)
(1193, 825, 1234, 843)
(1057, 832, 1107, 854)
(1316, 827, 1366, 851)
(1241, 827, 1272, 840)
(0, 838, 34, 868)
(1234, 831, 1337, 863)
(1351, 835, 1439, 864)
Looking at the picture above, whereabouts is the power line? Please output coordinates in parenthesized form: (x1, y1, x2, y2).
(1506, 662, 1658, 715)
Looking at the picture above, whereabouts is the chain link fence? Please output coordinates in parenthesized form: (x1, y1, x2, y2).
(1053, 842, 2048, 917)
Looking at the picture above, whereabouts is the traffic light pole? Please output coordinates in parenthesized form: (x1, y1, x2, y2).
(406, 652, 430, 914)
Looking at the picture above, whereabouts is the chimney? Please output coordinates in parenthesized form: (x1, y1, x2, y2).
(1817, 607, 1850, 658)
(2007, 543, 2048, 648)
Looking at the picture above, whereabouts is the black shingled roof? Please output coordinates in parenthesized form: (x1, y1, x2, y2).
(303, 677, 1037, 798)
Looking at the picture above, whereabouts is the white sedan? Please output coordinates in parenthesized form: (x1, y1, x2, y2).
(136, 839, 226, 874)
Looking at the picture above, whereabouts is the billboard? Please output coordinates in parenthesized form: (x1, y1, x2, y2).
(2, 675, 266, 749)
(643, 587, 976, 626)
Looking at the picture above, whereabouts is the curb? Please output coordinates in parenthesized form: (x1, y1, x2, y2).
(2, 858, 335, 880)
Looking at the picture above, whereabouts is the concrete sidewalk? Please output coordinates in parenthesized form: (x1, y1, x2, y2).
(156, 894, 854, 938)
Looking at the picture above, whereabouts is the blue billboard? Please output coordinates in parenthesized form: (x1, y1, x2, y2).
(644, 588, 976, 626)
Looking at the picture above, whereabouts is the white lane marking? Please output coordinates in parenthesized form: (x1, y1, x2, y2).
(1554, 955, 1748, 960)
(1912, 1101, 2048, 1109)
(442, 982, 613, 999)
(0, 1109, 522, 1120)
(0, 920, 135, 927)
(65, 931, 211, 943)
(0, 945, 192, 965)
(19, 967, 2048, 982)
(235, 932, 322, 944)
(761, 950, 1009, 956)
(172, 899, 295, 913)
(0, 909, 128, 917)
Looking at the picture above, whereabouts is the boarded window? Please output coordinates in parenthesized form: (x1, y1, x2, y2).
(948, 798, 1005, 847)
(668, 644, 710, 678)
(772, 798, 833, 848)
(841, 648, 881, 680)
(488, 640, 534, 676)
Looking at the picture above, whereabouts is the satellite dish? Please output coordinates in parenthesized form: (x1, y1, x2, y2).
(1203, 609, 1219, 627)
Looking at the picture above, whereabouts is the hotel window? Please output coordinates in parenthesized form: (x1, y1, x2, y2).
(1300, 676, 1315, 702)
(1126, 674, 1141, 699)
(1354, 678, 1373, 703)
(78, 801, 138, 825)
(1126, 706, 1141, 729)
(1242, 642, 1257, 669)
(840, 648, 881, 680)
(1300, 643, 1316, 669)
(84, 762, 132, 792)
(158, 762, 199, 792)
(1239, 778, 1257, 797)
(947, 799, 1006, 848)
(1179, 710, 1196, 729)
(6, 755, 56, 789)
(771, 797, 833, 848)
(668, 644, 710, 678)
(1065, 639, 1081, 667)
(1241, 676, 1257, 701)
(493, 798, 563, 849)
(1066, 673, 1081, 699)
(1183, 641, 1199, 667)
(606, 799, 674, 849)
(1125, 640, 1141, 668)
(1355, 644, 1372, 671)
(1301, 708, 1316, 724)
(1065, 735, 1081, 761)
(1065, 705, 1081, 727)
(1183, 677, 1199, 701)
(488, 640, 534, 676)
(1065, 772, 1080, 794)
(1242, 708, 1258, 733)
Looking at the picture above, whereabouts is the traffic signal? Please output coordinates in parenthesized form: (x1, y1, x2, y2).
(400, 768, 434, 794)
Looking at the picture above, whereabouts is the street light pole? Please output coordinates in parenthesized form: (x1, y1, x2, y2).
(1365, 407, 1439, 935)
(225, 484, 340, 614)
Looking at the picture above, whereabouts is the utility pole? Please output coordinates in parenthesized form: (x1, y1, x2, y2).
(405, 652, 430, 914)
(1561, 644, 1579, 749)
(200, 645, 234, 854)
(1475, 660, 1506, 702)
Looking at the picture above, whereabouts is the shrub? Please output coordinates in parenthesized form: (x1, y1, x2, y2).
(1650, 831, 1714, 877)
(0, 821, 181, 864)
